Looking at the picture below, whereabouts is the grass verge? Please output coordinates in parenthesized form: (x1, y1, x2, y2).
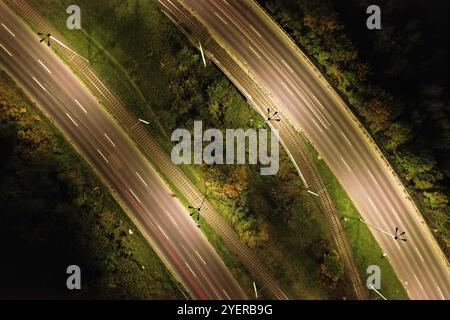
(302, 135, 408, 299)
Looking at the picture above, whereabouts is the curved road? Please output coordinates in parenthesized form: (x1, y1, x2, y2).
(174, 0, 450, 300)
(0, 2, 246, 300)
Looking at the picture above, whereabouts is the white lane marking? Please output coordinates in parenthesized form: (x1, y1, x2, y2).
(185, 262, 197, 278)
(158, 224, 170, 240)
(341, 157, 352, 172)
(437, 286, 445, 300)
(214, 11, 228, 25)
(415, 247, 425, 262)
(248, 45, 262, 60)
(311, 118, 324, 134)
(391, 208, 400, 220)
(1, 23, 15, 37)
(281, 81, 294, 97)
(312, 104, 331, 127)
(96, 148, 109, 164)
(249, 24, 262, 38)
(166, 211, 178, 227)
(340, 130, 352, 146)
(138, 118, 150, 124)
(195, 250, 206, 265)
(0, 43, 12, 56)
(302, 92, 330, 127)
(37, 59, 52, 74)
(65, 113, 78, 127)
(281, 59, 294, 73)
(144, 215, 156, 229)
(368, 169, 379, 185)
(368, 198, 379, 214)
(312, 95, 325, 109)
(202, 271, 221, 299)
(104, 133, 116, 148)
(414, 274, 424, 291)
(303, 96, 328, 128)
(135, 171, 148, 187)
(223, 289, 231, 300)
(74, 99, 87, 114)
(129, 188, 141, 204)
(32, 76, 47, 92)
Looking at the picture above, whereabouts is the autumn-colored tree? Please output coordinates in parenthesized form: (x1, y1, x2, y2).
(423, 192, 448, 210)
(320, 249, 344, 288)
(358, 90, 393, 132)
(385, 122, 412, 151)
(223, 166, 248, 199)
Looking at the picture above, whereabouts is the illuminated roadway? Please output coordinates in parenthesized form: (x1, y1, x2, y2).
(170, 0, 450, 299)
(0, 2, 246, 300)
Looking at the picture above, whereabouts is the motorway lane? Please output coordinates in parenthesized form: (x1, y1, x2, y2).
(0, 2, 246, 300)
(176, 0, 450, 299)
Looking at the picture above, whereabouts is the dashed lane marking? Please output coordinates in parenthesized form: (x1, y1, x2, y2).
(65, 113, 78, 127)
(195, 250, 206, 265)
(74, 99, 87, 114)
(1, 23, 15, 37)
(96, 148, 109, 164)
(0, 43, 12, 56)
(38, 59, 52, 74)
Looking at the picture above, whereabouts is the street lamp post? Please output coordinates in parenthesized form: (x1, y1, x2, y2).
(188, 196, 206, 228)
(38, 32, 89, 62)
(342, 216, 407, 242)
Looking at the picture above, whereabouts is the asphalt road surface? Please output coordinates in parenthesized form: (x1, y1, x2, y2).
(175, 0, 450, 300)
(0, 2, 246, 300)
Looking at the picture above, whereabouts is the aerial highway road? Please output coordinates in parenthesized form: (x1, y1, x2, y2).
(0, 2, 246, 300)
(170, 0, 450, 299)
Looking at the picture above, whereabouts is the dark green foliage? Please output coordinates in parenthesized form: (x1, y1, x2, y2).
(320, 250, 345, 288)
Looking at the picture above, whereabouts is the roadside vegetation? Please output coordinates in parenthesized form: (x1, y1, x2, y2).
(259, 0, 450, 258)
(15, 0, 369, 298)
(0, 71, 183, 299)
(302, 136, 408, 299)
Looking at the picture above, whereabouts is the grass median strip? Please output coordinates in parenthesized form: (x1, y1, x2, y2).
(301, 135, 408, 300)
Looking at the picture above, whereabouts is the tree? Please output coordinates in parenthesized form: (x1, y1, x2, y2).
(311, 238, 331, 261)
(385, 122, 412, 151)
(358, 89, 393, 132)
(423, 192, 448, 210)
(320, 249, 344, 288)
(223, 166, 248, 199)
(396, 152, 435, 182)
